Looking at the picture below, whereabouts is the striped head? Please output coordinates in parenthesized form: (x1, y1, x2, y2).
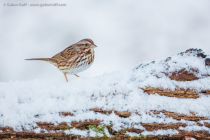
(76, 39, 97, 49)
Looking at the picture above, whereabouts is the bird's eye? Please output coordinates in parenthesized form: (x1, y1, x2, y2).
(85, 44, 88, 46)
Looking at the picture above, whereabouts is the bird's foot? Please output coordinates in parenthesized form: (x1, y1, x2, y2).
(63, 73, 68, 82)
(74, 74, 79, 77)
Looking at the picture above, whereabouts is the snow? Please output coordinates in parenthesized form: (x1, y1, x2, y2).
(0, 49, 210, 136)
(104, 127, 112, 137)
(179, 125, 210, 132)
(64, 127, 109, 137)
(125, 131, 140, 137)
(64, 128, 88, 137)
(89, 129, 104, 137)
(141, 129, 179, 136)
(33, 128, 41, 133)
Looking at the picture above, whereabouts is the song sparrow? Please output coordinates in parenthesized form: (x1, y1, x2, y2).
(26, 39, 97, 82)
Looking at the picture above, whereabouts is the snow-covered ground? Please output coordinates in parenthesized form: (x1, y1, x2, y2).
(0, 49, 210, 137)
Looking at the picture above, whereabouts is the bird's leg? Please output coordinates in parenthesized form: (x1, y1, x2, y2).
(74, 74, 79, 77)
(63, 73, 68, 82)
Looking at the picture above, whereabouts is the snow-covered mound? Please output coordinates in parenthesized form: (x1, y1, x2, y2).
(0, 49, 210, 139)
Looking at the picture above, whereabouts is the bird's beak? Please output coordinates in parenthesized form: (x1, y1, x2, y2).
(92, 43, 97, 48)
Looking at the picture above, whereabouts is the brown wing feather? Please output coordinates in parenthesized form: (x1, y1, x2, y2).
(52, 53, 65, 61)
(51, 44, 77, 61)
(59, 44, 77, 60)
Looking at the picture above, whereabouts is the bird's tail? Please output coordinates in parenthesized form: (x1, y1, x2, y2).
(25, 58, 59, 64)
(25, 58, 51, 61)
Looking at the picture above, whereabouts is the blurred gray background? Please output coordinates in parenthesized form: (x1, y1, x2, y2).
(1, 0, 210, 82)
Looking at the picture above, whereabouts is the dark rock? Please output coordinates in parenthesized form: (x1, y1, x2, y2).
(197, 53, 206, 58)
(205, 58, 210, 66)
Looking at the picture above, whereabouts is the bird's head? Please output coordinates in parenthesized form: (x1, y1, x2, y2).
(76, 39, 97, 49)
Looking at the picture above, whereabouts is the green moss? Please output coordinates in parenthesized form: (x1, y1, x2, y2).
(4, 135, 10, 138)
(45, 137, 55, 140)
(80, 126, 87, 130)
(89, 134, 110, 140)
(88, 124, 105, 134)
(118, 128, 128, 134)
(58, 123, 166, 139)
(60, 124, 73, 131)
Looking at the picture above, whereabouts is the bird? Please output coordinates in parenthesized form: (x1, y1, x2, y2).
(25, 39, 97, 82)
